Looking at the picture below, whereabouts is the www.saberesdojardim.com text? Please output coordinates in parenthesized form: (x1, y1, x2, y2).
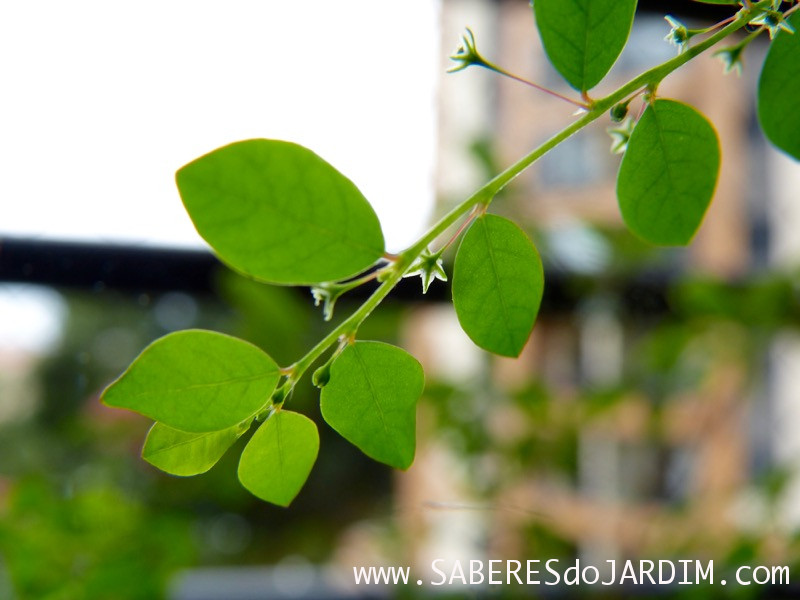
(353, 559, 789, 588)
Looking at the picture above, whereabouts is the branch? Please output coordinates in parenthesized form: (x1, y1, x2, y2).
(284, 0, 769, 390)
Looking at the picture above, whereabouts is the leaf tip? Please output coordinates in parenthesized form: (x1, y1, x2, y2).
(396, 454, 415, 471)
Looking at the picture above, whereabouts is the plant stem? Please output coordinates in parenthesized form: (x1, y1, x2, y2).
(480, 62, 588, 109)
(784, 2, 800, 18)
(734, 27, 767, 50)
(699, 14, 738, 35)
(284, 0, 770, 390)
(438, 205, 483, 254)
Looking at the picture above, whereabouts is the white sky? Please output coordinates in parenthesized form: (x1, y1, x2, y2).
(0, 285, 65, 354)
(0, 1, 441, 252)
(0, 1, 441, 353)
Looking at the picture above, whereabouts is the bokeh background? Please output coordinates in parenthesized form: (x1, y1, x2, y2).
(2, 1, 800, 598)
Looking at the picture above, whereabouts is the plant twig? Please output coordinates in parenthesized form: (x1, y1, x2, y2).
(283, 0, 771, 391)
(483, 63, 588, 109)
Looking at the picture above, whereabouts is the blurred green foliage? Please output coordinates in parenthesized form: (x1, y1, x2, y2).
(1, 231, 799, 597)
(0, 478, 194, 600)
(0, 269, 409, 597)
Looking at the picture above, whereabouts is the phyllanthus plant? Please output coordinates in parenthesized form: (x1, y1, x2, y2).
(102, 0, 800, 506)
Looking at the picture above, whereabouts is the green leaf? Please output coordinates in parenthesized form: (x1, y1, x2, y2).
(533, 0, 637, 92)
(758, 11, 800, 161)
(237, 410, 319, 507)
(320, 342, 424, 470)
(142, 422, 246, 477)
(452, 214, 544, 358)
(176, 139, 385, 285)
(101, 330, 279, 433)
(617, 99, 720, 245)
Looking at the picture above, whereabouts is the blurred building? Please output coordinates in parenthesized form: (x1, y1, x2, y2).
(394, 0, 800, 581)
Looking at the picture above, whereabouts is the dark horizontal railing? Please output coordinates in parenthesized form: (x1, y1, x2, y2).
(0, 237, 671, 317)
